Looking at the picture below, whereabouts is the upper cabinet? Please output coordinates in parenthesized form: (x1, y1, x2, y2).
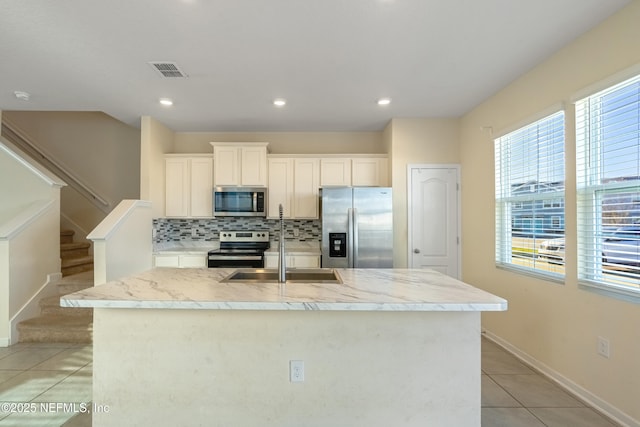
(211, 142, 268, 187)
(352, 157, 389, 187)
(320, 156, 389, 187)
(293, 158, 320, 218)
(165, 155, 213, 217)
(268, 157, 320, 219)
(267, 157, 294, 218)
(320, 158, 351, 187)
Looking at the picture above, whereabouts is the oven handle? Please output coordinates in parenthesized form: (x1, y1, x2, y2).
(208, 255, 263, 261)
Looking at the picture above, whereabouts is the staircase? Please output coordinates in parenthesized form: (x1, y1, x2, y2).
(16, 230, 94, 343)
(60, 229, 93, 276)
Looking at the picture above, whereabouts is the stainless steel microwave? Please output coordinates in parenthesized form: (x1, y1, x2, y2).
(213, 187, 267, 217)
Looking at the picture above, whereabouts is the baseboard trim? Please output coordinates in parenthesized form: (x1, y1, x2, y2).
(482, 330, 639, 427)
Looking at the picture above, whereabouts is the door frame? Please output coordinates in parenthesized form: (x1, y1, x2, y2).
(407, 164, 462, 278)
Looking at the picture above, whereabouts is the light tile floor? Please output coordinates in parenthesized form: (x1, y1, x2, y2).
(0, 342, 92, 426)
(0, 338, 622, 426)
(481, 337, 620, 427)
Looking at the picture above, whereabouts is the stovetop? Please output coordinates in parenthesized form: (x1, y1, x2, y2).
(209, 231, 270, 255)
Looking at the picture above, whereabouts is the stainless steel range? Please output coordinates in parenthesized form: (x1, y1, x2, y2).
(207, 231, 270, 268)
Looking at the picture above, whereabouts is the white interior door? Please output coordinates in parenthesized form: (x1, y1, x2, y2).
(408, 166, 460, 278)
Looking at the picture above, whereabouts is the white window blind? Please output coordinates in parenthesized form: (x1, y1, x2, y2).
(495, 111, 565, 277)
(576, 74, 640, 295)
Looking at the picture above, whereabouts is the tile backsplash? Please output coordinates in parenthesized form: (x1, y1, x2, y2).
(153, 217, 321, 245)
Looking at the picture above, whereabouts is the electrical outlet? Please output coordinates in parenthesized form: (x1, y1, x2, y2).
(191, 227, 198, 237)
(597, 336, 610, 358)
(290, 360, 304, 382)
(293, 228, 300, 237)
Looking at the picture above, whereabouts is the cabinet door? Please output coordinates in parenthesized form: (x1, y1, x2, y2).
(179, 254, 208, 268)
(241, 146, 268, 186)
(352, 158, 388, 186)
(263, 254, 278, 269)
(154, 254, 180, 267)
(214, 146, 239, 185)
(320, 158, 351, 186)
(290, 255, 320, 268)
(268, 158, 293, 218)
(293, 158, 320, 218)
(165, 158, 189, 217)
(190, 158, 213, 217)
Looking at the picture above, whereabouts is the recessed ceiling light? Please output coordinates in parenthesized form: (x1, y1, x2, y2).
(273, 98, 286, 107)
(14, 91, 30, 101)
(159, 98, 173, 106)
(377, 98, 391, 106)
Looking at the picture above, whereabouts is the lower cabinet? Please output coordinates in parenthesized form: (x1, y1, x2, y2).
(154, 253, 208, 268)
(263, 253, 321, 269)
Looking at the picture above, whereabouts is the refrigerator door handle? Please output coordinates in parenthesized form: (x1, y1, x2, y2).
(352, 208, 359, 268)
(347, 207, 354, 268)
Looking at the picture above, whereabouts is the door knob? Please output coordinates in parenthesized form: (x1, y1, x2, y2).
(413, 248, 421, 254)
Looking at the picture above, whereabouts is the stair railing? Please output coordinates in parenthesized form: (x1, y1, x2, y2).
(1, 120, 111, 214)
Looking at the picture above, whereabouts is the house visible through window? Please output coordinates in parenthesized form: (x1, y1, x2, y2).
(576, 74, 640, 295)
(495, 111, 566, 277)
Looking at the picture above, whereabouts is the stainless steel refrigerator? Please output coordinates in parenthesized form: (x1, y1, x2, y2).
(321, 187, 393, 268)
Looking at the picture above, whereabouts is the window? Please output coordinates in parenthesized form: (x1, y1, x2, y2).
(576, 74, 640, 296)
(495, 111, 565, 277)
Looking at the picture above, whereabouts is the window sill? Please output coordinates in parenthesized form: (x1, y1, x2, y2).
(578, 280, 640, 304)
(496, 263, 565, 285)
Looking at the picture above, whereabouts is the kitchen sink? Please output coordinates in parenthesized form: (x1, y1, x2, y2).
(221, 268, 342, 284)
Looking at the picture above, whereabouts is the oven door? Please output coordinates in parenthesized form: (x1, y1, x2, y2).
(207, 254, 264, 268)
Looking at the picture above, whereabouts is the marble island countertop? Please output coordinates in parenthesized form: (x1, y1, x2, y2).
(61, 268, 507, 312)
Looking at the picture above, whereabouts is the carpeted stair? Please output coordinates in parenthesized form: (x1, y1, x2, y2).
(17, 230, 94, 343)
(17, 270, 94, 343)
(60, 229, 93, 276)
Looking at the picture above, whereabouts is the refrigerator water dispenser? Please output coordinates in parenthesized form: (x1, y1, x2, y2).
(329, 233, 347, 257)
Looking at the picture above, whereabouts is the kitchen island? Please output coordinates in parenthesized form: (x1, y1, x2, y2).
(62, 268, 506, 427)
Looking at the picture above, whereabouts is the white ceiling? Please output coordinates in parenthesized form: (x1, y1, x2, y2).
(0, 0, 631, 132)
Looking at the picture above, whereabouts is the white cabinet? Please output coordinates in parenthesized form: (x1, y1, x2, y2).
(289, 254, 321, 268)
(268, 157, 320, 219)
(293, 158, 320, 218)
(153, 254, 180, 268)
(352, 157, 389, 186)
(320, 158, 351, 186)
(165, 155, 213, 217)
(211, 142, 268, 186)
(320, 156, 388, 187)
(264, 253, 321, 269)
(268, 158, 293, 217)
(153, 253, 207, 268)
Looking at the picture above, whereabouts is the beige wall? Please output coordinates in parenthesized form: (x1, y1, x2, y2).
(460, 2, 640, 423)
(386, 118, 460, 267)
(140, 116, 175, 218)
(173, 131, 384, 154)
(2, 111, 140, 234)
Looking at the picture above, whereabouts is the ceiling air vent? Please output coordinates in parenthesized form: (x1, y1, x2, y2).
(148, 61, 188, 78)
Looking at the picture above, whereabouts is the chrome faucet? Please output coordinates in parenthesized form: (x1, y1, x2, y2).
(278, 204, 286, 283)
